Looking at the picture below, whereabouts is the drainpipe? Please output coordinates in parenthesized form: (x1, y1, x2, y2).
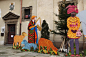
(19, 0, 22, 35)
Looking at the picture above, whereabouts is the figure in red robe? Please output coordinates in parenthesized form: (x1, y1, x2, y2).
(28, 16, 38, 44)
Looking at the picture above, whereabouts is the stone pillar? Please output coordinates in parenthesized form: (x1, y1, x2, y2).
(83, 0, 86, 10)
(77, 0, 84, 12)
(77, 0, 84, 49)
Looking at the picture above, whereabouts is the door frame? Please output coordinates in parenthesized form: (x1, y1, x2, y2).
(4, 19, 17, 45)
(8, 24, 15, 44)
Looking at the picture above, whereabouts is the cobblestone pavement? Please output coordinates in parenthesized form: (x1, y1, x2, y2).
(0, 46, 66, 57)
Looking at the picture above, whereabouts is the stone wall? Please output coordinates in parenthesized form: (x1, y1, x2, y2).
(0, 0, 86, 46)
(0, 0, 20, 45)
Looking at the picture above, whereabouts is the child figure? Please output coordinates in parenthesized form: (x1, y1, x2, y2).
(66, 5, 81, 57)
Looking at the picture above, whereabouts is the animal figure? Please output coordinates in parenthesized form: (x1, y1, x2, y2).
(13, 32, 27, 47)
(38, 38, 58, 54)
(21, 40, 37, 50)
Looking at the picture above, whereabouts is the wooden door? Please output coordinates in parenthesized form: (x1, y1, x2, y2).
(8, 24, 15, 44)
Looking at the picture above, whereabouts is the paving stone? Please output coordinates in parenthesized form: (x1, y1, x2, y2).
(0, 56, 9, 57)
(38, 53, 50, 56)
(21, 55, 35, 57)
(49, 55, 62, 57)
(25, 52, 34, 54)
(35, 56, 49, 57)
(26, 52, 39, 56)
(0, 52, 9, 56)
(8, 55, 21, 57)
(25, 54, 36, 57)
(0, 54, 10, 56)
(0, 46, 65, 57)
(14, 53, 28, 56)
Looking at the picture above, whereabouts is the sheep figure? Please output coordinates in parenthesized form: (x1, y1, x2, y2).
(13, 32, 27, 47)
(21, 40, 37, 50)
(38, 38, 58, 54)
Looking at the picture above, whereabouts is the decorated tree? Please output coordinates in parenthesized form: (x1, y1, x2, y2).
(41, 20, 50, 39)
(51, 1, 74, 52)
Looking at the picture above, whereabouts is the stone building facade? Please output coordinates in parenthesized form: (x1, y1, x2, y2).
(0, 0, 86, 49)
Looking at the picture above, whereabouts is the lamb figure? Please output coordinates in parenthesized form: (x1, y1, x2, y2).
(38, 38, 58, 54)
(13, 32, 27, 47)
(21, 40, 37, 50)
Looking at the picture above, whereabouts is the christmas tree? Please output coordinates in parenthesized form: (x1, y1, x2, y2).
(41, 20, 50, 39)
(51, 2, 74, 48)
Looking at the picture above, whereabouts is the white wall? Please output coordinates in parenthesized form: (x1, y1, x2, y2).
(0, 0, 85, 45)
(21, 0, 37, 41)
(37, 0, 54, 41)
(77, 0, 84, 42)
(0, 0, 20, 45)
